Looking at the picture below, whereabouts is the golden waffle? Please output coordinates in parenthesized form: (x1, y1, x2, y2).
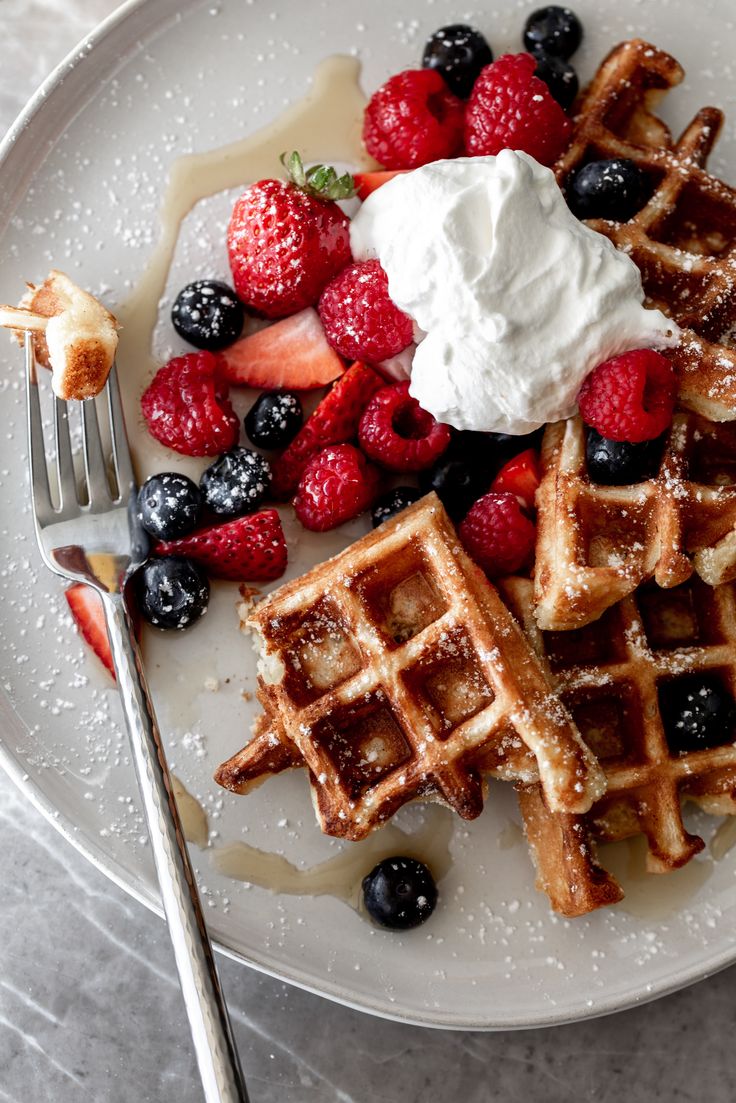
(501, 575, 736, 917)
(534, 413, 736, 631)
(555, 38, 736, 421)
(215, 494, 604, 840)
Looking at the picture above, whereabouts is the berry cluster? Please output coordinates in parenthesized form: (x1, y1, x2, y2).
(126, 4, 674, 640)
(362, 6, 587, 174)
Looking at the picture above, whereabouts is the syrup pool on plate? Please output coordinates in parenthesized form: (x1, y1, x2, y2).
(213, 806, 454, 907)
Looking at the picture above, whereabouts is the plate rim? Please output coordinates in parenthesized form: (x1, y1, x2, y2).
(1, 0, 735, 1031)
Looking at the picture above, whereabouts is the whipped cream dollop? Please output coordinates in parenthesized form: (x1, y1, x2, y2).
(350, 151, 679, 434)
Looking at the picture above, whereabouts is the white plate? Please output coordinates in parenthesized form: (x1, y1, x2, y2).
(2, 0, 736, 1031)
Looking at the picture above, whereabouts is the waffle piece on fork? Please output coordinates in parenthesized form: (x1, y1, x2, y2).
(534, 414, 736, 631)
(215, 494, 604, 840)
(501, 575, 736, 917)
(555, 38, 736, 421)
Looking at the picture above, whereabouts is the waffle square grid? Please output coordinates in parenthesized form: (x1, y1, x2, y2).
(216, 495, 603, 840)
(502, 575, 736, 917)
(534, 412, 736, 631)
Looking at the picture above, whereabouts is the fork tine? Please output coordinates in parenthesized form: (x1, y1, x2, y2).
(81, 394, 113, 507)
(105, 362, 136, 502)
(25, 333, 53, 524)
(53, 396, 78, 511)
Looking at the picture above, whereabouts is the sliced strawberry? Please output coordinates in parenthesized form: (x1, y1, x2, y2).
(270, 361, 384, 499)
(353, 170, 407, 201)
(65, 584, 115, 679)
(220, 308, 344, 391)
(155, 510, 287, 582)
(491, 448, 542, 512)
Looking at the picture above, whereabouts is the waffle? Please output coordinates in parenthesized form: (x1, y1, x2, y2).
(215, 494, 604, 840)
(501, 575, 736, 917)
(555, 38, 736, 421)
(0, 270, 119, 400)
(534, 413, 736, 631)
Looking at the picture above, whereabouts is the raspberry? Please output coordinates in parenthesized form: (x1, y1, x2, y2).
(459, 491, 536, 577)
(294, 443, 381, 532)
(141, 352, 240, 457)
(363, 69, 465, 170)
(358, 381, 451, 472)
(318, 260, 414, 364)
(464, 53, 572, 165)
(577, 349, 677, 443)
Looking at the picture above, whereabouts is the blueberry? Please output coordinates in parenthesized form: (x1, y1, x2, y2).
(136, 556, 209, 630)
(420, 457, 489, 520)
(171, 279, 244, 351)
(362, 856, 438, 930)
(660, 675, 736, 754)
(523, 6, 582, 59)
(421, 430, 533, 520)
(483, 429, 546, 466)
(137, 473, 202, 541)
(200, 447, 271, 516)
(568, 159, 649, 222)
(534, 52, 578, 111)
(244, 392, 303, 450)
(585, 428, 665, 486)
(371, 486, 421, 528)
(421, 23, 493, 99)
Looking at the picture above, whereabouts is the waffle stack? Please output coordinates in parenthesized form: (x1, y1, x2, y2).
(554, 38, 736, 422)
(502, 576, 736, 916)
(526, 39, 736, 912)
(216, 38, 736, 918)
(216, 494, 604, 840)
(536, 39, 736, 632)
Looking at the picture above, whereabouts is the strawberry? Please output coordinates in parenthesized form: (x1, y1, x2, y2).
(491, 449, 542, 512)
(353, 170, 407, 200)
(155, 510, 287, 582)
(65, 584, 114, 678)
(270, 361, 384, 499)
(227, 151, 354, 319)
(220, 308, 344, 391)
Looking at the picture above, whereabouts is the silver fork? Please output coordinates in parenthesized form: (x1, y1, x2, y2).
(24, 332, 249, 1103)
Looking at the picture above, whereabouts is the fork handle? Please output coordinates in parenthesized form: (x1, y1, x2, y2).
(104, 595, 249, 1103)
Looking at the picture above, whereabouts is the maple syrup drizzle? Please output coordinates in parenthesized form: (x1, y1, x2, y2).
(710, 817, 736, 861)
(212, 806, 454, 906)
(172, 775, 209, 849)
(600, 835, 713, 919)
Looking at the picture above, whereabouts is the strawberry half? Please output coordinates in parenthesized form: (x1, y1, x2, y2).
(270, 361, 384, 499)
(491, 448, 541, 512)
(65, 584, 114, 678)
(220, 308, 344, 391)
(353, 170, 407, 200)
(155, 510, 287, 582)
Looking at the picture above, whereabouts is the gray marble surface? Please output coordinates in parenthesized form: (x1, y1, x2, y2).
(1, 3, 735, 1101)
